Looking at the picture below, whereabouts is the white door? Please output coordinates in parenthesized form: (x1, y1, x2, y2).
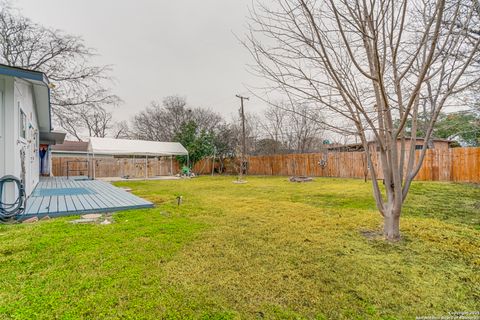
(0, 91, 4, 177)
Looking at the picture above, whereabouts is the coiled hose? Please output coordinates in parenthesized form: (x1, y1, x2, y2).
(0, 175, 25, 222)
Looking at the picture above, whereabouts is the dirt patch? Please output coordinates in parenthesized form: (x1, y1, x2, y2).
(289, 176, 313, 182)
(359, 229, 383, 240)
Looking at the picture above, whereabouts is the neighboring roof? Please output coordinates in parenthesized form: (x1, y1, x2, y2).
(51, 140, 88, 152)
(87, 137, 189, 156)
(399, 137, 453, 143)
(326, 143, 364, 152)
(327, 137, 453, 152)
(0, 63, 52, 133)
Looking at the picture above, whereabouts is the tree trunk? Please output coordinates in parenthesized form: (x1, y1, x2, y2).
(383, 213, 401, 241)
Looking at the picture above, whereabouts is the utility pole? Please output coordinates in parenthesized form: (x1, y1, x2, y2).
(236, 94, 249, 181)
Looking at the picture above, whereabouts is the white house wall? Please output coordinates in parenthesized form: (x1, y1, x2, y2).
(1, 75, 16, 203)
(14, 79, 40, 197)
(1, 75, 41, 201)
(0, 78, 5, 178)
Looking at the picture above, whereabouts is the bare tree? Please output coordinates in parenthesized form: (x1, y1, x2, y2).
(230, 111, 261, 155)
(260, 105, 287, 154)
(55, 106, 115, 139)
(83, 107, 113, 138)
(0, 2, 120, 132)
(261, 102, 325, 153)
(246, 0, 480, 240)
(112, 120, 131, 139)
(132, 97, 189, 141)
(54, 108, 84, 141)
(210, 123, 236, 173)
(131, 96, 223, 141)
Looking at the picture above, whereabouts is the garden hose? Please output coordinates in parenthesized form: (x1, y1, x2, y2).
(0, 175, 25, 222)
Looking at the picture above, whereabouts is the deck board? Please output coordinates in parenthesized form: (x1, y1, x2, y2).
(49, 196, 59, 214)
(58, 196, 68, 212)
(20, 177, 153, 220)
(27, 196, 43, 215)
(64, 196, 76, 212)
(77, 194, 95, 210)
(37, 197, 51, 214)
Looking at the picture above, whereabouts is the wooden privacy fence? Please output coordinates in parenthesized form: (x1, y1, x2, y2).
(52, 157, 180, 178)
(52, 148, 479, 182)
(193, 147, 480, 183)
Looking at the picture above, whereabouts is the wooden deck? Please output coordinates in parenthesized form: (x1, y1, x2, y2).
(21, 177, 153, 220)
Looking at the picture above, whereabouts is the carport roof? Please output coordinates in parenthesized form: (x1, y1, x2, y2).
(87, 137, 188, 156)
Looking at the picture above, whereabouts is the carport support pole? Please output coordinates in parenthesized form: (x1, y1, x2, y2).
(121, 157, 124, 178)
(211, 151, 215, 176)
(93, 153, 96, 180)
(86, 152, 89, 179)
(145, 155, 148, 179)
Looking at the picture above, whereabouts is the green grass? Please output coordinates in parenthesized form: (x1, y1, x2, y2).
(0, 176, 479, 319)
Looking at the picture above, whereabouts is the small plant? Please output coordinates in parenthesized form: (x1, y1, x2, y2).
(181, 166, 190, 175)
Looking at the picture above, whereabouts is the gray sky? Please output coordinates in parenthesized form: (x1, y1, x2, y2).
(14, 0, 265, 122)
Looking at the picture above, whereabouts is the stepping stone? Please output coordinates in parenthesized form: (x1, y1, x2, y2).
(22, 217, 39, 224)
(81, 213, 102, 220)
(69, 218, 97, 224)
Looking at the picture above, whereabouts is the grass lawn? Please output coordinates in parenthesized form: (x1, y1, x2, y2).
(0, 176, 479, 319)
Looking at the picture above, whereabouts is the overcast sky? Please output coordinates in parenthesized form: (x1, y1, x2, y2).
(13, 0, 265, 122)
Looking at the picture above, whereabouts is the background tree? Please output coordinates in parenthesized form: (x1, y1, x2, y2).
(0, 2, 120, 137)
(174, 120, 215, 168)
(246, 0, 480, 240)
(253, 138, 285, 155)
(54, 106, 117, 140)
(111, 120, 131, 139)
(434, 111, 480, 146)
(260, 105, 286, 154)
(131, 96, 222, 141)
(211, 123, 238, 173)
(230, 111, 261, 155)
(396, 108, 480, 147)
(261, 102, 325, 154)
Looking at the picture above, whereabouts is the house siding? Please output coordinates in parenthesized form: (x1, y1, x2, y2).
(0, 75, 41, 202)
(0, 78, 4, 178)
(14, 79, 40, 196)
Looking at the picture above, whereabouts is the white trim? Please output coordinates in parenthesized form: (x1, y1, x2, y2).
(51, 150, 88, 154)
(18, 102, 27, 143)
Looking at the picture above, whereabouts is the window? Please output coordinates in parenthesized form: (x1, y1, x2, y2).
(19, 104, 26, 139)
(415, 144, 431, 150)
